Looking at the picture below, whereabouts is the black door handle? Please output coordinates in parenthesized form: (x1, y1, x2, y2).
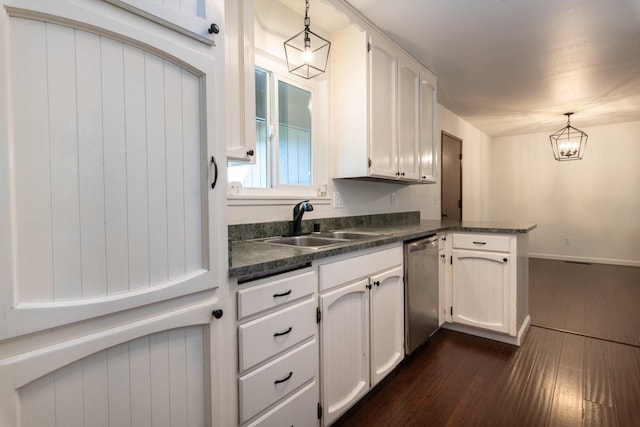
(210, 156, 218, 189)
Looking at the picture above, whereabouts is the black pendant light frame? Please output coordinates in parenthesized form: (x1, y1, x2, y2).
(284, 0, 331, 79)
(549, 112, 588, 161)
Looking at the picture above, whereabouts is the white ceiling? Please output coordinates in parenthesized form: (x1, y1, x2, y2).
(344, 0, 640, 136)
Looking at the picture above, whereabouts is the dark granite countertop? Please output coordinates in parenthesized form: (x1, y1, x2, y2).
(229, 218, 536, 280)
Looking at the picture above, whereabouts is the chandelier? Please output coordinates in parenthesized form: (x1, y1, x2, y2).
(283, 0, 331, 79)
(549, 113, 588, 161)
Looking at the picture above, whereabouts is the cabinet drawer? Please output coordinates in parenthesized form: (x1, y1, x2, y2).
(452, 233, 510, 252)
(245, 380, 318, 427)
(238, 269, 316, 319)
(239, 339, 318, 423)
(319, 245, 402, 292)
(239, 297, 316, 373)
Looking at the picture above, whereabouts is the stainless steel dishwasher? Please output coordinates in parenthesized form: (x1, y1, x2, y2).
(404, 234, 439, 354)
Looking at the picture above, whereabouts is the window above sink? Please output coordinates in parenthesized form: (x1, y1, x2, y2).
(226, 0, 351, 203)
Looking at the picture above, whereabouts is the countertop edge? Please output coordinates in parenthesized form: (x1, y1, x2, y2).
(229, 221, 537, 278)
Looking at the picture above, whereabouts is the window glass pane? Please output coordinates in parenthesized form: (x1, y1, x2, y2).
(278, 81, 312, 186)
(255, 68, 267, 120)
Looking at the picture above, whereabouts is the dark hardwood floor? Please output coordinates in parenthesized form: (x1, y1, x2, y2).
(529, 259, 640, 347)
(333, 260, 640, 426)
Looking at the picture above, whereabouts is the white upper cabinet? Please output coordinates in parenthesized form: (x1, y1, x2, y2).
(105, 0, 221, 45)
(419, 68, 438, 182)
(332, 22, 437, 183)
(225, 0, 256, 162)
(368, 32, 399, 179)
(0, 0, 223, 339)
(397, 53, 422, 181)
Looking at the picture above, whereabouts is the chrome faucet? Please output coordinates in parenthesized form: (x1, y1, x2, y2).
(292, 200, 314, 236)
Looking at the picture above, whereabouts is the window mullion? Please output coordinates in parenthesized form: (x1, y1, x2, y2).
(270, 72, 279, 188)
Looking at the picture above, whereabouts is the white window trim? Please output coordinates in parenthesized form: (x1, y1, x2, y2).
(227, 49, 329, 201)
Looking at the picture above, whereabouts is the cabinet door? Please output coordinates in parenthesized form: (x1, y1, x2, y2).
(452, 250, 510, 333)
(0, 300, 224, 427)
(226, 0, 257, 162)
(419, 69, 437, 182)
(0, 0, 222, 339)
(370, 265, 404, 386)
(397, 54, 421, 181)
(320, 279, 370, 426)
(368, 32, 398, 179)
(104, 0, 220, 45)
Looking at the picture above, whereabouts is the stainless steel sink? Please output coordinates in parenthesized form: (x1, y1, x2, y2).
(262, 235, 349, 249)
(316, 231, 383, 240)
(259, 230, 383, 249)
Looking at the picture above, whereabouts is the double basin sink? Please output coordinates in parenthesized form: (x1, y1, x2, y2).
(259, 231, 384, 249)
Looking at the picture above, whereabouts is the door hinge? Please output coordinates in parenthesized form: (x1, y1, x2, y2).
(450, 306, 453, 316)
(450, 255, 453, 265)
(459, 153, 463, 160)
(317, 402, 322, 419)
(368, 158, 372, 167)
(458, 199, 462, 209)
(316, 307, 321, 324)
(367, 42, 371, 52)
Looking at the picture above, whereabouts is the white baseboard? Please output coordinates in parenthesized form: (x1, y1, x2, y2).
(529, 253, 640, 268)
(442, 315, 531, 347)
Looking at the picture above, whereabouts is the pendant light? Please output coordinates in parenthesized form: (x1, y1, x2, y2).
(549, 113, 588, 161)
(284, 0, 331, 79)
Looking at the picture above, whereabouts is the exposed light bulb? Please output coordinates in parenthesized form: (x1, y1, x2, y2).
(302, 48, 313, 63)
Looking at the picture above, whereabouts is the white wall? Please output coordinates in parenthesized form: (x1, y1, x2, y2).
(227, 104, 492, 225)
(489, 120, 640, 266)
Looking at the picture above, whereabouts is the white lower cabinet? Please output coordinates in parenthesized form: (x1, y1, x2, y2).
(452, 249, 510, 333)
(445, 232, 531, 345)
(245, 380, 319, 427)
(318, 245, 404, 426)
(369, 265, 405, 386)
(236, 267, 319, 426)
(239, 339, 318, 423)
(319, 279, 370, 425)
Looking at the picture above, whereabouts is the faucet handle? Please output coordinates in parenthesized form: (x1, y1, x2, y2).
(294, 200, 312, 215)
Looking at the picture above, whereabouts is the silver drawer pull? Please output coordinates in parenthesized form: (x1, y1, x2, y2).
(274, 371, 293, 385)
(273, 327, 293, 337)
(273, 290, 292, 298)
(472, 241, 487, 245)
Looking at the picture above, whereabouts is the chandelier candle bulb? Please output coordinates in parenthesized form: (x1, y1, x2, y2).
(549, 112, 588, 161)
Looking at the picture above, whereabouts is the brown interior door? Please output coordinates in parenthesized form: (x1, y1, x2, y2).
(441, 132, 462, 221)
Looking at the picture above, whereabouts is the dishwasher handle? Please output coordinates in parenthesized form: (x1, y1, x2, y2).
(407, 236, 438, 252)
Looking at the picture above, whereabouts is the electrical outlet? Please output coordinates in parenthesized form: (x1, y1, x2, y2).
(333, 191, 344, 208)
(565, 237, 571, 245)
(391, 192, 396, 206)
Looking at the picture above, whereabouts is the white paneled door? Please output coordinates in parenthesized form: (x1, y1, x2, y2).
(104, 0, 219, 45)
(0, 0, 226, 426)
(1, 0, 220, 339)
